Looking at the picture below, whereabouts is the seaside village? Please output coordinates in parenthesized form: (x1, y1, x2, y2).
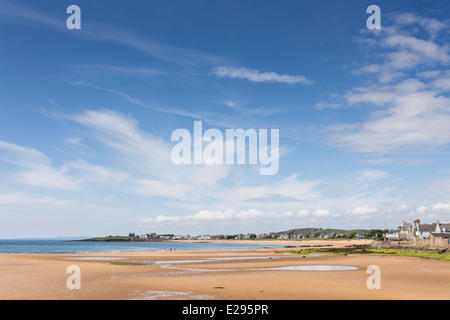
(130, 219, 449, 248)
(385, 219, 450, 248)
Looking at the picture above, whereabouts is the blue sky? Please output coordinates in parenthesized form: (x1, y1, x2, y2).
(1, 0, 450, 238)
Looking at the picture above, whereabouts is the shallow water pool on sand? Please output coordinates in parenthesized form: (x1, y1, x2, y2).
(152, 256, 282, 265)
(159, 264, 358, 273)
(252, 265, 358, 271)
(62, 257, 125, 261)
(128, 289, 213, 300)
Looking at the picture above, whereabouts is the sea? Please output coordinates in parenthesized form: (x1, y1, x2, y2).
(0, 239, 286, 254)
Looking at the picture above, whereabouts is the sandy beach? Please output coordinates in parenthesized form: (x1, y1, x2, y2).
(0, 240, 448, 300)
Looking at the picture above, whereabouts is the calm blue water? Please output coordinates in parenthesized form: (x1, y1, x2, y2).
(0, 240, 284, 254)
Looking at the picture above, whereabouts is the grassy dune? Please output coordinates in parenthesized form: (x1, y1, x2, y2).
(283, 246, 450, 261)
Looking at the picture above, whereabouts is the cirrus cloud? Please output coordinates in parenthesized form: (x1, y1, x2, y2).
(211, 66, 313, 85)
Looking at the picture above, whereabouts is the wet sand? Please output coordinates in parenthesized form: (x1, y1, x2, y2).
(0, 240, 448, 300)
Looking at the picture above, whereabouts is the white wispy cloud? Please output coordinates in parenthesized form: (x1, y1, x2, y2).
(211, 66, 313, 85)
(349, 206, 378, 217)
(138, 208, 299, 225)
(138, 215, 182, 224)
(0, 140, 80, 190)
(68, 81, 283, 128)
(313, 102, 343, 110)
(393, 13, 447, 39)
(313, 209, 331, 217)
(0, 0, 225, 67)
(1, 121, 438, 231)
(71, 64, 169, 77)
(334, 79, 450, 153)
(67, 160, 128, 187)
(357, 169, 389, 182)
(355, 14, 450, 78)
(324, 14, 450, 154)
(16, 165, 79, 191)
(431, 202, 450, 212)
(69, 109, 231, 201)
(0, 138, 127, 191)
(0, 140, 50, 165)
(0, 193, 76, 206)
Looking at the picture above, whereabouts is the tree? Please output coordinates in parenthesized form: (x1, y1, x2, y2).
(366, 229, 386, 239)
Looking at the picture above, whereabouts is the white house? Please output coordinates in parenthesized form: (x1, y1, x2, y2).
(385, 229, 399, 240)
(413, 219, 436, 240)
(435, 221, 450, 233)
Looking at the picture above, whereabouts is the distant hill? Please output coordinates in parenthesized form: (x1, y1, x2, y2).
(71, 235, 165, 242)
(274, 228, 370, 235)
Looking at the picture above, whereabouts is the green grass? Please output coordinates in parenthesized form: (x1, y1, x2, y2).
(282, 246, 450, 261)
(367, 248, 450, 260)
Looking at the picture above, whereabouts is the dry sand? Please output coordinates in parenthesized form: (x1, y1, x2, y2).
(0, 240, 448, 300)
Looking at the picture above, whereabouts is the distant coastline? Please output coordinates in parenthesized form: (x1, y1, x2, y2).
(68, 236, 166, 242)
(68, 227, 388, 243)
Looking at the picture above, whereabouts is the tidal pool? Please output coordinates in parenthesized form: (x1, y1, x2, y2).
(62, 257, 125, 261)
(252, 265, 358, 271)
(159, 264, 358, 273)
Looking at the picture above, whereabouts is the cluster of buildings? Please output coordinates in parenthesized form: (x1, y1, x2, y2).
(130, 220, 450, 247)
(131, 231, 373, 241)
(385, 219, 450, 247)
(274, 232, 367, 240)
(132, 233, 270, 240)
(131, 233, 227, 240)
(131, 233, 178, 240)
